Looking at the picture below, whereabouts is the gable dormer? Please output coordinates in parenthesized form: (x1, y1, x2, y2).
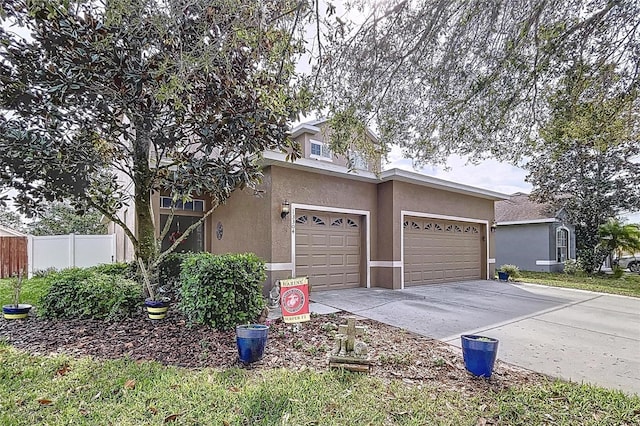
(289, 119, 381, 173)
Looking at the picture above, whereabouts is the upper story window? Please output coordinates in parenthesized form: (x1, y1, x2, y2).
(556, 228, 569, 262)
(350, 151, 368, 170)
(160, 196, 205, 212)
(310, 139, 332, 161)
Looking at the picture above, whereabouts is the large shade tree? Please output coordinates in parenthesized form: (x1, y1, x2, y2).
(527, 65, 640, 272)
(0, 209, 25, 233)
(312, 0, 640, 164)
(0, 0, 308, 290)
(27, 202, 106, 236)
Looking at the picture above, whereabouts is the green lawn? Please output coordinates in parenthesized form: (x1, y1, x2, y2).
(0, 344, 638, 425)
(516, 271, 640, 298)
(0, 277, 50, 307)
(2, 274, 640, 424)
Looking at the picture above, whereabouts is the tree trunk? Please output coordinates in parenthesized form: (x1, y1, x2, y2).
(132, 121, 156, 265)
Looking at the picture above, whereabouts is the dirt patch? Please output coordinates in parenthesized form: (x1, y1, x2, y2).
(0, 308, 546, 395)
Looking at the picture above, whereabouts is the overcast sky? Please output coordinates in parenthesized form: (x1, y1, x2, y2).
(383, 145, 640, 223)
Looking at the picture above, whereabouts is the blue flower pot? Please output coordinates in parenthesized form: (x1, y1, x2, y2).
(236, 324, 269, 364)
(461, 335, 499, 378)
(497, 271, 509, 282)
(144, 299, 169, 320)
(2, 304, 32, 320)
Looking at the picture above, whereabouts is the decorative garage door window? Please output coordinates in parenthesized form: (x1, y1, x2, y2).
(312, 216, 326, 225)
(405, 219, 478, 235)
(296, 215, 308, 224)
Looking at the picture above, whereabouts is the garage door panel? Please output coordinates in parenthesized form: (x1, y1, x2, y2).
(404, 217, 482, 286)
(311, 234, 328, 246)
(295, 210, 362, 291)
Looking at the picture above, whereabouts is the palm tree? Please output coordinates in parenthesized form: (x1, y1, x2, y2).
(598, 219, 640, 271)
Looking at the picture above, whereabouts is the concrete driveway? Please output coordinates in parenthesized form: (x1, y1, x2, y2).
(310, 280, 640, 395)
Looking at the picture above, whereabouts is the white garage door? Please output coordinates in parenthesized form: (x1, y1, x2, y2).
(403, 217, 482, 286)
(295, 210, 362, 291)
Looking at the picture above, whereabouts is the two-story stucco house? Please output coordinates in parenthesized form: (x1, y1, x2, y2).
(110, 119, 507, 293)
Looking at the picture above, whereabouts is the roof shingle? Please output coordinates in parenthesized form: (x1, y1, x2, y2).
(495, 192, 557, 222)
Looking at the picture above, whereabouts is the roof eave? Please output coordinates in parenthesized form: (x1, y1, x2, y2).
(380, 168, 509, 201)
(289, 123, 321, 139)
(260, 151, 378, 183)
(0, 225, 26, 237)
(497, 218, 558, 225)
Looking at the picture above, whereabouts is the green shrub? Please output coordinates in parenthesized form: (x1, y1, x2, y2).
(88, 263, 130, 276)
(499, 264, 520, 278)
(612, 265, 625, 279)
(179, 252, 266, 330)
(563, 258, 583, 275)
(33, 267, 58, 278)
(40, 268, 141, 320)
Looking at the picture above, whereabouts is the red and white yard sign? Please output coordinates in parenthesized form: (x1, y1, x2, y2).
(279, 277, 310, 323)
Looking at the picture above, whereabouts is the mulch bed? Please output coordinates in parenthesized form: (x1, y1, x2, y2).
(0, 307, 547, 395)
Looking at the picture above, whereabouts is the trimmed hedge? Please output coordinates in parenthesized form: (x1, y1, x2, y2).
(88, 263, 130, 276)
(40, 268, 141, 320)
(179, 252, 266, 330)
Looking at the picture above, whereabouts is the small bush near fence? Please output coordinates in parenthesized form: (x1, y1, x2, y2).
(40, 268, 141, 320)
(179, 253, 266, 331)
(88, 263, 130, 276)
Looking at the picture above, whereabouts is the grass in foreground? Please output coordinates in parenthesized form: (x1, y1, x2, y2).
(0, 344, 638, 425)
(0, 277, 49, 307)
(517, 271, 640, 298)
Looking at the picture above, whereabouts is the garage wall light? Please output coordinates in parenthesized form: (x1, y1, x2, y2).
(490, 220, 497, 233)
(281, 200, 290, 219)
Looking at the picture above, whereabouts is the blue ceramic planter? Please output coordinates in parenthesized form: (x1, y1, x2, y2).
(461, 335, 499, 378)
(2, 304, 32, 320)
(236, 324, 268, 364)
(144, 299, 169, 320)
(497, 271, 509, 282)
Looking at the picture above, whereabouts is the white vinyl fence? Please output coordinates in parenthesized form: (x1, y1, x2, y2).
(28, 234, 116, 277)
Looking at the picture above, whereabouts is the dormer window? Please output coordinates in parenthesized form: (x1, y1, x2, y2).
(310, 139, 332, 161)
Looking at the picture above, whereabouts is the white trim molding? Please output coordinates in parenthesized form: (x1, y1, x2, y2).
(497, 218, 557, 226)
(382, 170, 508, 201)
(265, 263, 293, 271)
(556, 225, 571, 263)
(291, 203, 371, 288)
(401, 211, 490, 290)
(536, 260, 560, 266)
(370, 261, 402, 268)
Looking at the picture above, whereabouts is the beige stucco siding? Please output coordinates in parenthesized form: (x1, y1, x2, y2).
(206, 172, 272, 260)
(389, 181, 495, 288)
(268, 165, 378, 266)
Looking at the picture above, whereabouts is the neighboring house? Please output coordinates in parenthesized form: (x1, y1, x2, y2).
(110, 119, 507, 293)
(0, 225, 25, 237)
(495, 192, 575, 272)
